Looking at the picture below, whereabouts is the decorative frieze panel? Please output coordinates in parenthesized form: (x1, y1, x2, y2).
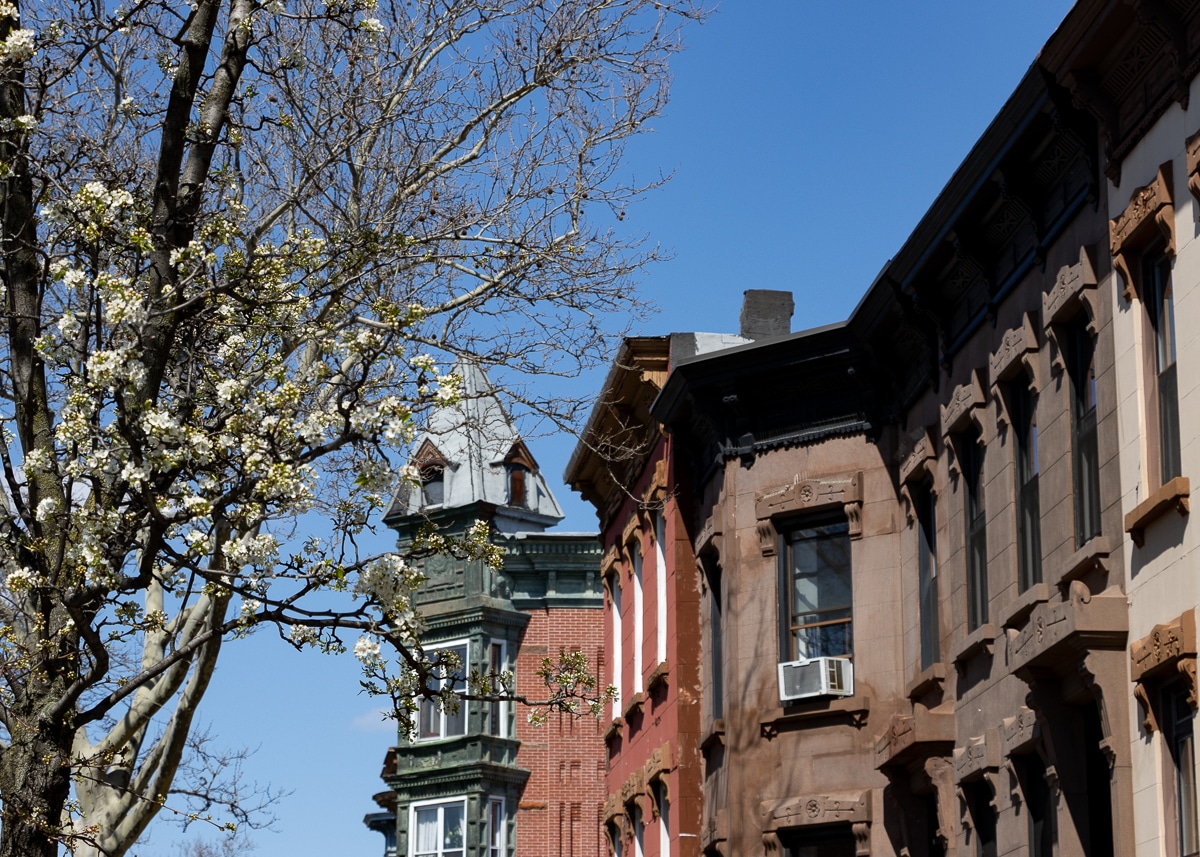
(874, 710, 955, 770)
(1131, 609, 1198, 732)
(760, 791, 871, 832)
(1000, 707, 1040, 757)
(1109, 161, 1175, 301)
(1008, 581, 1128, 675)
(755, 471, 864, 553)
(939, 370, 988, 439)
(953, 732, 1000, 784)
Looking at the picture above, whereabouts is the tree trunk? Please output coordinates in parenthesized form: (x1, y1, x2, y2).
(0, 701, 75, 857)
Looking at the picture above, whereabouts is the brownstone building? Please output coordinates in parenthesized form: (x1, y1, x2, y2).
(645, 3, 1171, 854)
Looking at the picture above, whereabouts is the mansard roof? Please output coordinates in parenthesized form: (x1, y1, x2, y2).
(384, 360, 564, 531)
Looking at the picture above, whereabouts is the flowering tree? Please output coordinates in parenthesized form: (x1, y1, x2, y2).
(0, 0, 697, 853)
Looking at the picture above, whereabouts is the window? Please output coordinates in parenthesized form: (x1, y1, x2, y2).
(422, 466, 445, 507)
(1067, 320, 1101, 545)
(633, 804, 644, 857)
(706, 558, 724, 720)
(488, 798, 506, 857)
(1011, 379, 1042, 591)
(487, 640, 508, 738)
(654, 513, 667, 666)
(608, 822, 624, 857)
(780, 517, 852, 661)
(966, 783, 997, 857)
(656, 781, 670, 857)
(418, 642, 468, 740)
(610, 575, 623, 718)
(1015, 756, 1053, 857)
(632, 544, 644, 694)
(914, 482, 940, 670)
(1165, 685, 1199, 857)
(1146, 247, 1182, 485)
(411, 799, 465, 857)
(961, 430, 988, 631)
(508, 464, 527, 508)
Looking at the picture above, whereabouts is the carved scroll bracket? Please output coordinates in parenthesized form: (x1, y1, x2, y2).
(1109, 161, 1175, 302)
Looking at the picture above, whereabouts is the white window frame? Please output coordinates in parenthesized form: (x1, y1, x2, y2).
(487, 639, 509, 738)
(654, 513, 667, 666)
(487, 796, 506, 857)
(632, 544, 644, 694)
(409, 796, 466, 857)
(633, 803, 644, 857)
(611, 575, 623, 718)
(656, 780, 670, 857)
(417, 639, 469, 742)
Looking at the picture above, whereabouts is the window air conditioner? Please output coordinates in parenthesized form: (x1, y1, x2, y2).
(777, 656, 854, 703)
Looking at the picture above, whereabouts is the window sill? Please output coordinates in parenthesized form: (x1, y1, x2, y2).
(760, 695, 870, 737)
(700, 719, 726, 752)
(1125, 476, 1190, 547)
(647, 661, 670, 691)
(1059, 535, 1111, 586)
(951, 623, 995, 667)
(999, 582, 1049, 630)
(622, 692, 646, 720)
(906, 662, 946, 701)
(604, 717, 624, 742)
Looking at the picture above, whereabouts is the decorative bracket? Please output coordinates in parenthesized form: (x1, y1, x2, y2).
(1131, 609, 1198, 732)
(1109, 161, 1176, 302)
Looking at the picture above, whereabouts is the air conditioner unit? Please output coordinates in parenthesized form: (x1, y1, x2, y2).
(778, 656, 854, 703)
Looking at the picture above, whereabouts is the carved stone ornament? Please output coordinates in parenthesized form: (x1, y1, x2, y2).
(643, 743, 672, 818)
(760, 791, 871, 832)
(874, 710, 954, 770)
(852, 821, 871, 857)
(642, 457, 668, 505)
(755, 471, 864, 551)
(620, 513, 643, 561)
(1109, 161, 1176, 302)
(989, 313, 1041, 429)
(1188, 128, 1200, 213)
(1000, 707, 1040, 757)
(953, 731, 1001, 784)
(600, 545, 620, 579)
(1043, 245, 1099, 330)
(940, 369, 988, 440)
(694, 515, 721, 558)
(1008, 580, 1128, 675)
(898, 427, 938, 525)
(1131, 609, 1198, 732)
(924, 757, 956, 855)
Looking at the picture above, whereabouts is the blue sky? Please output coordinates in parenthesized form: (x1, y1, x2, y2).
(138, 3, 1077, 854)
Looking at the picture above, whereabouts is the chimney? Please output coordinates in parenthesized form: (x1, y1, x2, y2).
(739, 289, 794, 340)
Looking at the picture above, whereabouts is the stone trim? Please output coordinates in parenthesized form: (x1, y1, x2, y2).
(1008, 581, 1128, 675)
(646, 659, 670, 691)
(950, 622, 995, 667)
(940, 370, 988, 477)
(641, 457, 668, 505)
(643, 743, 672, 819)
(603, 717, 623, 742)
(898, 427, 938, 525)
(989, 313, 1041, 430)
(620, 512, 643, 560)
(906, 662, 946, 701)
(953, 730, 1001, 784)
(1057, 535, 1111, 588)
(873, 709, 955, 770)
(1109, 161, 1176, 302)
(1131, 609, 1198, 733)
(760, 791, 871, 832)
(760, 696, 871, 735)
(1042, 245, 1099, 346)
(999, 707, 1040, 757)
(755, 471, 864, 554)
(622, 691, 645, 720)
(998, 582, 1050, 631)
(1125, 475, 1190, 547)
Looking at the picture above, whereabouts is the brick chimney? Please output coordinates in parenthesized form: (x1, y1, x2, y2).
(739, 289, 794, 339)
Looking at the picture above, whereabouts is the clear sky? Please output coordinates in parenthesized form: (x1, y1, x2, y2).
(136, 2, 1077, 855)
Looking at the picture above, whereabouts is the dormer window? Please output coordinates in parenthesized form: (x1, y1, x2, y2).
(508, 464, 527, 508)
(422, 466, 445, 507)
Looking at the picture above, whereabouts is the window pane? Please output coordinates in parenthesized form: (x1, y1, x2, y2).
(415, 807, 440, 856)
(443, 803, 465, 852)
(785, 520, 852, 659)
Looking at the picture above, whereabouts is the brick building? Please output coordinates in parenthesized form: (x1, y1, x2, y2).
(365, 361, 606, 857)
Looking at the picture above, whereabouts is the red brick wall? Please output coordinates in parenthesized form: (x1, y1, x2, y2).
(514, 606, 607, 857)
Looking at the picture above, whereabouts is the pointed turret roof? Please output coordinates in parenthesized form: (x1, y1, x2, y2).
(385, 360, 564, 532)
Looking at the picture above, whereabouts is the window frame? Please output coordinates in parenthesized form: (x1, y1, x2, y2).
(778, 514, 853, 663)
(914, 480, 941, 671)
(1065, 316, 1102, 547)
(653, 512, 667, 667)
(1009, 375, 1042, 591)
(631, 541, 644, 694)
(1144, 243, 1182, 487)
(609, 572, 623, 719)
(959, 428, 989, 632)
(417, 639, 469, 742)
(487, 797, 507, 857)
(409, 796, 467, 857)
(487, 639, 509, 738)
(1163, 683, 1200, 857)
